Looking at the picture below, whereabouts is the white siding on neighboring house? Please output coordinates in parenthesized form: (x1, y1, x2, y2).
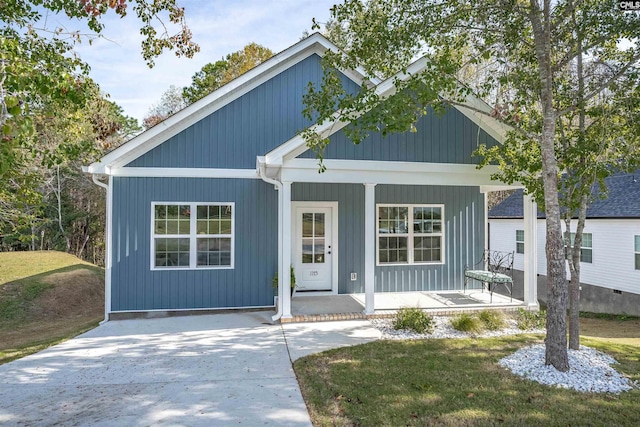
(489, 218, 640, 295)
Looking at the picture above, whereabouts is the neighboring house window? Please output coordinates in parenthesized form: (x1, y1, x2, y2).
(377, 204, 444, 265)
(516, 230, 525, 254)
(568, 232, 592, 264)
(152, 203, 234, 269)
(635, 236, 640, 270)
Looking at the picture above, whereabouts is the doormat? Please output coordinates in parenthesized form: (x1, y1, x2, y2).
(435, 293, 482, 305)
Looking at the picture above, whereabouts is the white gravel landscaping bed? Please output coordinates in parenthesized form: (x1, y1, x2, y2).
(370, 316, 637, 394)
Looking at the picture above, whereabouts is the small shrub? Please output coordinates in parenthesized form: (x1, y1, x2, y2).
(450, 313, 484, 334)
(393, 307, 434, 334)
(514, 308, 546, 330)
(478, 310, 506, 331)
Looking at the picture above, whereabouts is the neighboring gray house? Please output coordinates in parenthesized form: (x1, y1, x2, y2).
(489, 172, 640, 316)
(85, 34, 535, 322)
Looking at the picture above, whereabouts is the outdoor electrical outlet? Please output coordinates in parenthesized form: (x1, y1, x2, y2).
(350, 272, 357, 281)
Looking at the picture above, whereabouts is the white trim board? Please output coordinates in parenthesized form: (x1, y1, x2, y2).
(280, 159, 508, 187)
(109, 167, 259, 179)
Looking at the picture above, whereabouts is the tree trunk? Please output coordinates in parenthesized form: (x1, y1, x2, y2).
(55, 166, 71, 252)
(568, 193, 588, 349)
(568, 5, 586, 351)
(529, 0, 569, 371)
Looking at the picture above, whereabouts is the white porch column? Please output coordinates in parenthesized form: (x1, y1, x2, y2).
(364, 183, 377, 315)
(523, 193, 539, 309)
(281, 181, 293, 319)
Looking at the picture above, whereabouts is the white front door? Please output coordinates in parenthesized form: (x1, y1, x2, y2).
(293, 206, 334, 291)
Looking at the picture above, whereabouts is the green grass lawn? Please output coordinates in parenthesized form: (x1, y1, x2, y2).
(0, 251, 104, 364)
(295, 332, 640, 426)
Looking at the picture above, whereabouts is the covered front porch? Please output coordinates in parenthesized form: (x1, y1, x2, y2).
(261, 158, 541, 322)
(284, 290, 526, 323)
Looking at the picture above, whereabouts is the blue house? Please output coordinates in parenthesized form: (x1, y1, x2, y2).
(85, 34, 538, 322)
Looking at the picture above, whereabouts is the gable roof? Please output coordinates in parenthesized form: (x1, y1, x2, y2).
(265, 62, 511, 166)
(489, 171, 640, 219)
(85, 33, 368, 175)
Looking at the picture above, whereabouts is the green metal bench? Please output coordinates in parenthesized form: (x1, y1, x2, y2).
(464, 250, 514, 302)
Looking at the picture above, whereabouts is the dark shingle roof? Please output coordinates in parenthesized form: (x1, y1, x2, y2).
(489, 171, 640, 219)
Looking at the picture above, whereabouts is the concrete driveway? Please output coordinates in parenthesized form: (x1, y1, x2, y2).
(0, 311, 313, 426)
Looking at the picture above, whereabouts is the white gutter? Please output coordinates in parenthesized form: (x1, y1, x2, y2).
(91, 174, 112, 324)
(257, 159, 284, 322)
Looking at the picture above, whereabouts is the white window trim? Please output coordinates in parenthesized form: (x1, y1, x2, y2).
(150, 202, 235, 271)
(376, 203, 445, 266)
(569, 232, 592, 264)
(516, 229, 525, 254)
(634, 235, 640, 271)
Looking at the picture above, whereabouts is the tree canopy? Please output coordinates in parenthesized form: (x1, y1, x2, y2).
(182, 42, 273, 104)
(1, 0, 199, 174)
(305, 0, 640, 370)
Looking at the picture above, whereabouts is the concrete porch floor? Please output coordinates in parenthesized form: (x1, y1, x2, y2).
(288, 290, 526, 322)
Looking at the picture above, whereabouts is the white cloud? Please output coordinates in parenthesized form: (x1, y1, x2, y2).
(53, 0, 336, 123)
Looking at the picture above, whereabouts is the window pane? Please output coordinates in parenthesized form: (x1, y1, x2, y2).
(581, 248, 592, 263)
(379, 207, 389, 220)
(167, 205, 179, 218)
(221, 205, 232, 219)
(220, 220, 232, 234)
(302, 238, 313, 263)
(635, 236, 640, 252)
(314, 238, 325, 263)
(516, 230, 524, 242)
(582, 233, 592, 248)
(636, 253, 640, 270)
(314, 213, 325, 237)
(155, 220, 165, 234)
(302, 213, 313, 237)
(197, 205, 208, 218)
(197, 220, 208, 234)
(155, 238, 189, 267)
(516, 242, 525, 254)
(155, 205, 166, 219)
(398, 237, 408, 250)
(197, 237, 232, 266)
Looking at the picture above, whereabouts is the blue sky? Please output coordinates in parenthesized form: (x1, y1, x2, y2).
(50, 0, 336, 123)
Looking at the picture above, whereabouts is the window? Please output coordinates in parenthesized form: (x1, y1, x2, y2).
(516, 230, 525, 254)
(568, 232, 592, 264)
(635, 236, 640, 270)
(152, 202, 233, 269)
(377, 204, 444, 265)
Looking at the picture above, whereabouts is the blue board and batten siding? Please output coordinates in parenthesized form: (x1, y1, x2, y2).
(375, 185, 484, 293)
(127, 54, 360, 169)
(111, 177, 278, 312)
(298, 106, 497, 164)
(293, 183, 484, 294)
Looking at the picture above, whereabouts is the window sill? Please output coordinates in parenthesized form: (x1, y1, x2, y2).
(377, 262, 444, 267)
(151, 266, 235, 271)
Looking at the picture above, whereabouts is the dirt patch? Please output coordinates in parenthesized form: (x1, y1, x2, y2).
(0, 268, 104, 352)
(34, 269, 104, 320)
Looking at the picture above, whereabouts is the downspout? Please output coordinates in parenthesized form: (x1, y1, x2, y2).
(258, 162, 284, 322)
(91, 174, 111, 324)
